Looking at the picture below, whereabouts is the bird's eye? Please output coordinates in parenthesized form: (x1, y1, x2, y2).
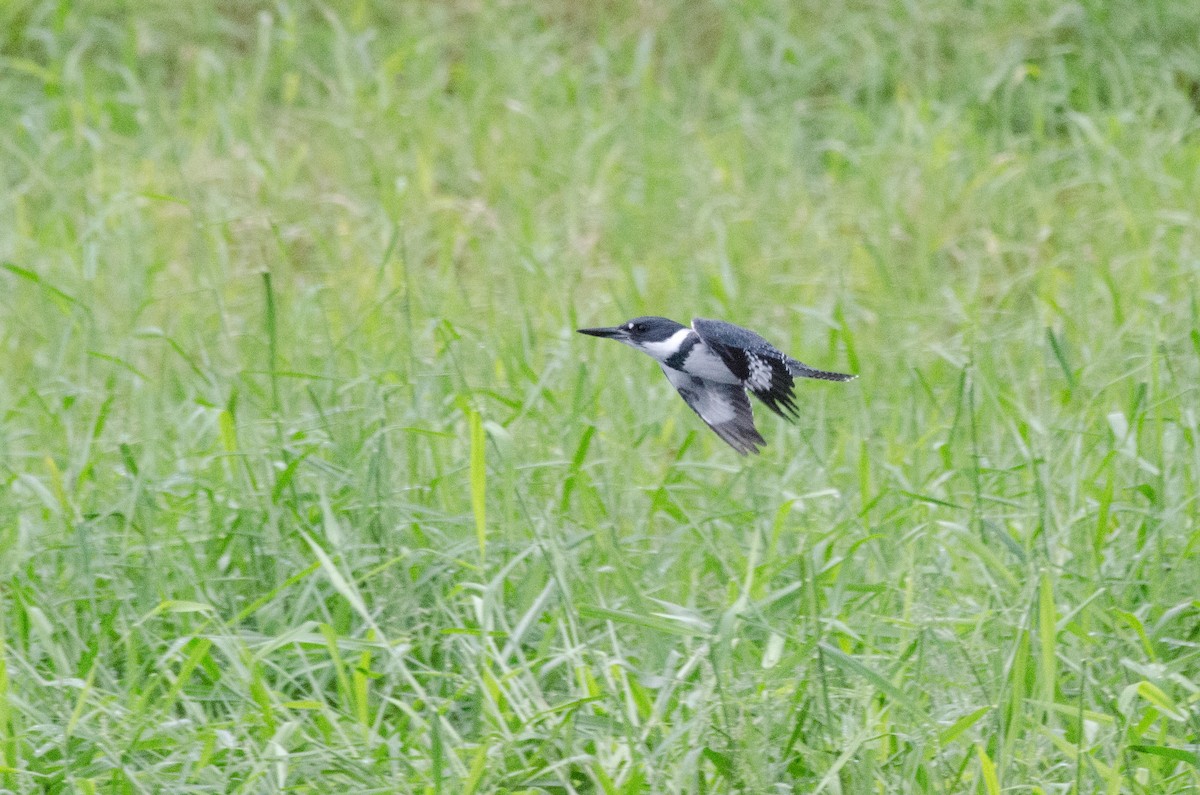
(633, 323, 645, 333)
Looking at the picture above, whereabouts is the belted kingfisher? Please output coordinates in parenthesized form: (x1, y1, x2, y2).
(578, 316, 856, 454)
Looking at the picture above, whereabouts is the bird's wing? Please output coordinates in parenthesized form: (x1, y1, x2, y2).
(660, 366, 765, 455)
(691, 318, 775, 376)
(692, 318, 801, 421)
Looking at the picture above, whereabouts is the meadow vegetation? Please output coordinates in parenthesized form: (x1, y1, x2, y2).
(2, 0, 1199, 791)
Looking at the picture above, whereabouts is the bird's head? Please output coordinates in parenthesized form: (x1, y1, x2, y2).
(577, 316, 689, 360)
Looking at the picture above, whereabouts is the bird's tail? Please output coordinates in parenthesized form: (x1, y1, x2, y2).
(787, 360, 857, 382)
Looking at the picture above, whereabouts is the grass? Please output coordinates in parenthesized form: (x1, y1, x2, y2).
(2, 0, 1200, 791)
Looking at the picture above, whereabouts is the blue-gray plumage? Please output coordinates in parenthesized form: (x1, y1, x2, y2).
(578, 316, 856, 454)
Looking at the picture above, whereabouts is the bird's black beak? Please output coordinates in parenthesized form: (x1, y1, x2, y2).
(577, 326, 625, 339)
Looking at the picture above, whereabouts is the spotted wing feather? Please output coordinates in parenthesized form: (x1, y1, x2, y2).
(692, 318, 799, 420)
(744, 351, 804, 420)
(693, 317, 856, 421)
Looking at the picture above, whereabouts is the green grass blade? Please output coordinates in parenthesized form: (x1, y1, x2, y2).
(1128, 745, 1199, 767)
(939, 705, 992, 745)
(1038, 570, 1057, 712)
(976, 743, 1001, 795)
(468, 408, 487, 560)
(819, 643, 919, 714)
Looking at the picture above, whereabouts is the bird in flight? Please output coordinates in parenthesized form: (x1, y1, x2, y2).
(578, 316, 856, 454)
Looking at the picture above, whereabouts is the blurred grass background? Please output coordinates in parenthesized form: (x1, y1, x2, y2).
(2, 0, 1199, 791)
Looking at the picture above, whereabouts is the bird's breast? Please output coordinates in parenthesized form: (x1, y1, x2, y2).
(672, 341, 740, 384)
